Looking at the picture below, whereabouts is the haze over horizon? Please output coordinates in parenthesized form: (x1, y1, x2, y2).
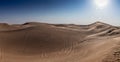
(0, 0, 120, 26)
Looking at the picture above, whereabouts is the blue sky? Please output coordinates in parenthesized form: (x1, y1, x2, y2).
(0, 0, 120, 25)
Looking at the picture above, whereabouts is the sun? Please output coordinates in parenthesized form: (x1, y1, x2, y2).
(94, 0, 110, 9)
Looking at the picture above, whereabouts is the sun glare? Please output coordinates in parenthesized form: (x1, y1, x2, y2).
(94, 0, 110, 9)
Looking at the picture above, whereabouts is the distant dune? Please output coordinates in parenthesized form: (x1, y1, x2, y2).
(0, 22, 120, 62)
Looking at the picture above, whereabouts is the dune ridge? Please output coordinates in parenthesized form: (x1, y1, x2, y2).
(0, 22, 120, 62)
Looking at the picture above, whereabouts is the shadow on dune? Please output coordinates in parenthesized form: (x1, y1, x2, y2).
(0, 23, 88, 55)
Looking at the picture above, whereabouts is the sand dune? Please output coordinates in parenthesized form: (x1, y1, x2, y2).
(0, 22, 120, 62)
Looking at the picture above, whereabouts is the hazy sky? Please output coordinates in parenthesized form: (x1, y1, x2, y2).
(0, 0, 120, 25)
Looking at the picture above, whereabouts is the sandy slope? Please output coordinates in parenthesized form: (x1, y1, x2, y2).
(0, 22, 120, 62)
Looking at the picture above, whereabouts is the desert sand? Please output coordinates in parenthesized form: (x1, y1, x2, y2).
(0, 21, 120, 62)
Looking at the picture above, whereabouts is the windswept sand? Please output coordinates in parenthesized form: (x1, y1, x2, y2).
(0, 22, 120, 62)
